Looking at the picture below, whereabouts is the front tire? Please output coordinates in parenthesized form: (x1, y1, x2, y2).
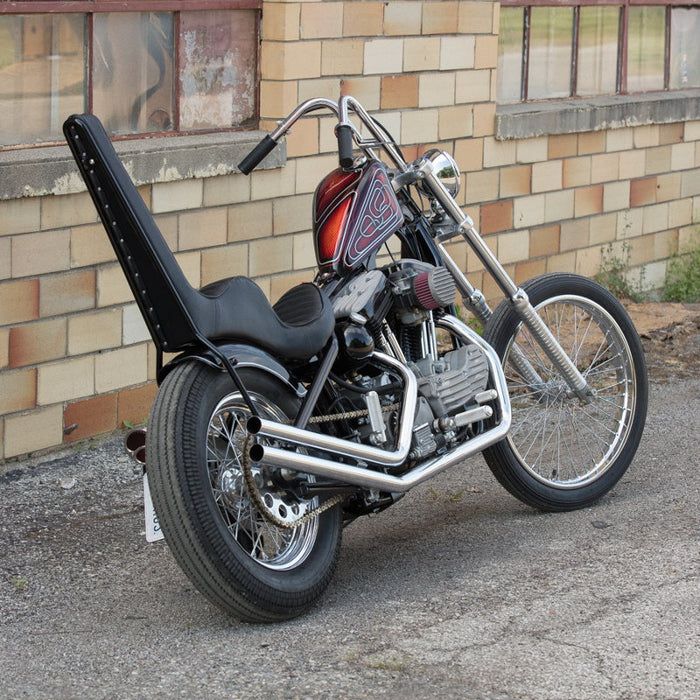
(146, 362, 342, 622)
(483, 273, 648, 511)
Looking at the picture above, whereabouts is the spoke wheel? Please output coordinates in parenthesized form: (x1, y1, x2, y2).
(146, 363, 342, 622)
(483, 273, 648, 511)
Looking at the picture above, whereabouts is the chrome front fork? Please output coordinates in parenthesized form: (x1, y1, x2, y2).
(420, 161, 594, 403)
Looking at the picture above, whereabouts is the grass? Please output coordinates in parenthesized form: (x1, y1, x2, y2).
(663, 247, 700, 303)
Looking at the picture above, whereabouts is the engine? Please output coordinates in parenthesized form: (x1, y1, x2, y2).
(328, 261, 491, 462)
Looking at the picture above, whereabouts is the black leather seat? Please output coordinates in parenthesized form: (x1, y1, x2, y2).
(63, 114, 334, 360)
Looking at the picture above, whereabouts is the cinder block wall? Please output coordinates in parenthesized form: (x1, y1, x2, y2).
(1, 0, 698, 464)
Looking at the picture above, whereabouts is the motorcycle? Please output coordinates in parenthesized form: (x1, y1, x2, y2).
(63, 95, 648, 623)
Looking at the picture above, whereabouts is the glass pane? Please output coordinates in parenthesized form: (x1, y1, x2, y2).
(93, 13, 174, 135)
(497, 8, 524, 103)
(577, 7, 619, 96)
(179, 10, 257, 130)
(627, 7, 665, 93)
(0, 14, 86, 146)
(670, 8, 700, 89)
(528, 7, 574, 100)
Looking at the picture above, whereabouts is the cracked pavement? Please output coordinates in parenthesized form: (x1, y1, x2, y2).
(1, 374, 698, 699)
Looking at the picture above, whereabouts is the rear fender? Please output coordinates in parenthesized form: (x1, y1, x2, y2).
(158, 343, 306, 398)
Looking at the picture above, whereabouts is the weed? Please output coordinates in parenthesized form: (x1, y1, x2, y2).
(594, 242, 645, 301)
(663, 246, 700, 302)
(10, 576, 27, 591)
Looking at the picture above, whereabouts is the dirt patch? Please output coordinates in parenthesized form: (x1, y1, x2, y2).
(624, 301, 700, 381)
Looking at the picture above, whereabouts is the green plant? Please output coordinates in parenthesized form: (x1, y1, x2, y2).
(594, 242, 645, 301)
(663, 247, 700, 302)
(10, 576, 27, 591)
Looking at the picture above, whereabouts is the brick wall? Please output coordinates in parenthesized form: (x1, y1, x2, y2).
(1, 0, 699, 464)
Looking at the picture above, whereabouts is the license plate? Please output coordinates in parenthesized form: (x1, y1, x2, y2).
(143, 472, 164, 542)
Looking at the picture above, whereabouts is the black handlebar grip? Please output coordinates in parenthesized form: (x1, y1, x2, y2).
(337, 125, 355, 169)
(238, 135, 277, 175)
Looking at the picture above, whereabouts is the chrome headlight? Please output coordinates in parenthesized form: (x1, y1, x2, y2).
(422, 149, 461, 197)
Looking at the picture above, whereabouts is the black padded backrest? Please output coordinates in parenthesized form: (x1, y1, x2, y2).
(63, 114, 200, 352)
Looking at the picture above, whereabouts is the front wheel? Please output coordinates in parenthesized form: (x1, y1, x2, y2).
(146, 363, 342, 622)
(483, 273, 648, 511)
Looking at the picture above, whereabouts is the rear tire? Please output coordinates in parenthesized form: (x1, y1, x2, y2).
(146, 362, 342, 622)
(483, 273, 648, 511)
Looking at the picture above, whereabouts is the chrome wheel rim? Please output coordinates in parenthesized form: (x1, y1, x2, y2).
(504, 295, 637, 489)
(206, 393, 319, 570)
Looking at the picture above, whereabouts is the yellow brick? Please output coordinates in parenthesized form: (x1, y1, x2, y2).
(472, 102, 496, 137)
(498, 230, 529, 265)
(679, 225, 699, 253)
(122, 303, 150, 345)
(4, 405, 63, 458)
(616, 208, 643, 240)
(295, 154, 337, 194)
(95, 343, 149, 394)
(292, 231, 316, 271)
(606, 127, 634, 152)
(474, 35, 498, 70)
(544, 190, 575, 222)
(203, 174, 251, 208)
(576, 246, 603, 277)
(339, 76, 381, 110)
(603, 181, 631, 213)
(41, 192, 98, 231)
(419, 72, 455, 108)
(343, 1, 384, 36)
(11, 229, 70, 277)
(401, 108, 439, 145)
(175, 251, 201, 288)
(285, 118, 320, 160)
(384, 1, 422, 35)
(155, 214, 178, 250)
(669, 198, 692, 229)
(229, 200, 274, 242)
(458, 1, 494, 34)
(438, 105, 473, 141)
(588, 213, 617, 246)
(403, 37, 441, 73)
(634, 125, 660, 149)
(441, 36, 475, 71)
(251, 160, 298, 200)
(684, 120, 700, 141)
(151, 179, 203, 214)
(37, 356, 94, 406)
(645, 146, 671, 175)
(70, 223, 115, 267)
(591, 152, 620, 183)
(532, 160, 563, 193)
(0, 328, 8, 369)
(262, 41, 322, 81)
(483, 137, 516, 168)
(563, 156, 592, 188)
(269, 270, 314, 301)
(0, 368, 36, 414)
(321, 39, 364, 76)
(454, 137, 483, 173)
(178, 208, 228, 251)
(455, 69, 491, 104)
(618, 149, 646, 180)
(465, 169, 499, 205)
(642, 203, 669, 235)
(0, 197, 40, 236)
(249, 235, 295, 277)
(201, 243, 249, 286)
(364, 38, 404, 75)
(68, 309, 122, 356)
(516, 137, 548, 164)
(0, 239, 9, 280)
(514, 195, 546, 229)
(560, 218, 590, 251)
(298, 77, 342, 104)
(260, 80, 300, 121)
(97, 263, 133, 307)
(300, 1, 343, 39)
(423, 1, 458, 35)
(546, 250, 576, 273)
(263, 1, 300, 41)
(273, 194, 314, 235)
(671, 142, 695, 171)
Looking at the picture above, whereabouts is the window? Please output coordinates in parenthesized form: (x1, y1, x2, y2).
(498, 1, 700, 103)
(0, 1, 260, 148)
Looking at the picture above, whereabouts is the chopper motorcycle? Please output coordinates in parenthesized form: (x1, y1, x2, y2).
(63, 94, 647, 623)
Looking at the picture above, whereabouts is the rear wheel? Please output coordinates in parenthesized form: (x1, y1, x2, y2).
(146, 362, 342, 622)
(483, 273, 648, 511)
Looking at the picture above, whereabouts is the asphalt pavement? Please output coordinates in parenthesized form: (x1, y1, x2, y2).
(1, 375, 698, 699)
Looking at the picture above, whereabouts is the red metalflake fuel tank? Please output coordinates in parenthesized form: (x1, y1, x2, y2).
(313, 161, 404, 273)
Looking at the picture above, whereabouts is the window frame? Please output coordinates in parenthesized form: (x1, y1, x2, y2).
(0, 0, 263, 148)
(499, 0, 695, 103)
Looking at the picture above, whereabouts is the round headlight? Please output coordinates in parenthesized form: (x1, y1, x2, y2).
(422, 149, 461, 197)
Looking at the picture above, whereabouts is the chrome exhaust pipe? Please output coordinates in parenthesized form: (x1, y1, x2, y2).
(247, 351, 418, 468)
(249, 315, 512, 493)
(125, 427, 147, 466)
